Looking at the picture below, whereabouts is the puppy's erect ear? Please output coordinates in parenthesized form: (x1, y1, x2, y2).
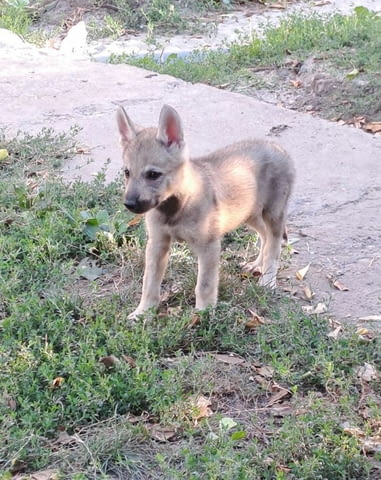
(116, 106, 136, 148)
(156, 105, 184, 149)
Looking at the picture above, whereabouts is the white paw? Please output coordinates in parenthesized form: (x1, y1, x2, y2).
(241, 261, 262, 275)
(128, 309, 144, 320)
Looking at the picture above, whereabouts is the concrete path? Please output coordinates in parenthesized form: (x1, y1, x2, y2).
(1, 46, 380, 324)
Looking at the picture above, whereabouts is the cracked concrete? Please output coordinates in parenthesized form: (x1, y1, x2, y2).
(1, 45, 380, 324)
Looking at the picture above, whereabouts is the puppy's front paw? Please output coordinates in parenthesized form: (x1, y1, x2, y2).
(241, 261, 262, 275)
(128, 309, 144, 321)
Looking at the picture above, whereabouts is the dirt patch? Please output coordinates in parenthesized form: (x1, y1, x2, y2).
(238, 55, 381, 127)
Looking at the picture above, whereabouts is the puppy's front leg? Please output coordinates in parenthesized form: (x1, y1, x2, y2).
(194, 240, 221, 310)
(129, 233, 171, 319)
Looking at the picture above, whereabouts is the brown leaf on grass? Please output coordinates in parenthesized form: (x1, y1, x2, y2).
(295, 263, 310, 281)
(55, 430, 76, 446)
(343, 425, 381, 453)
(30, 469, 60, 480)
(356, 327, 375, 341)
(122, 355, 137, 368)
(192, 395, 213, 422)
(99, 355, 120, 369)
(266, 383, 291, 407)
(270, 402, 293, 417)
(3, 393, 17, 411)
(148, 424, 177, 442)
(51, 377, 65, 388)
(302, 303, 328, 315)
(333, 279, 349, 291)
(290, 79, 303, 88)
(357, 363, 378, 382)
(364, 122, 381, 134)
(277, 465, 292, 473)
(246, 309, 270, 329)
(187, 312, 201, 329)
(303, 285, 314, 300)
(128, 214, 143, 227)
(253, 374, 272, 390)
(212, 353, 247, 366)
(254, 365, 275, 379)
(327, 325, 342, 340)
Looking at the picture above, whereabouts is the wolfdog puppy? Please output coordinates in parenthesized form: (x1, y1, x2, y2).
(116, 105, 295, 318)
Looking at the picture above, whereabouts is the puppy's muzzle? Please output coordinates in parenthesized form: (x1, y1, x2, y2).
(124, 197, 151, 214)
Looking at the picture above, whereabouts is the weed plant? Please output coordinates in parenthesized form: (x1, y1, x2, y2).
(0, 129, 379, 478)
(0, 0, 32, 37)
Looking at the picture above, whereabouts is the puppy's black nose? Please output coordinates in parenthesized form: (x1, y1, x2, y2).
(124, 199, 138, 211)
(124, 198, 150, 214)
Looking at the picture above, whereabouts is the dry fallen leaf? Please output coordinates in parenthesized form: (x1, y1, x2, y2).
(148, 424, 177, 442)
(343, 425, 381, 453)
(327, 325, 342, 340)
(2, 392, 17, 411)
(99, 355, 120, 369)
(246, 309, 270, 329)
(296, 263, 310, 281)
(75, 146, 91, 155)
(253, 374, 272, 389)
(52, 377, 65, 388)
(270, 403, 293, 417)
(303, 285, 314, 300)
(266, 383, 291, 407)
(187, 312, 201, 329)
(122, 355, 136, 367)
(50, 430, 77, 449)
(359, 315, 381, 322)
(30, 469, 60, 480)
(357, 363, 378, 382)
(333, 279, 349, 291)
(302, 302, 327, 315)
(364, 122, 381, 134)
(255, 365, 275, 379)
(356, 327, 374, 341)
(192, 395, 213, 423)
(290, 79, 303, 88)
(167, 306, 182, 317)
(212, 353, 247, 366)
(128, 214, 143, 227)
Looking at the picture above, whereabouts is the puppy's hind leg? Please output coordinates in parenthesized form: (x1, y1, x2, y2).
(242, 215, 267, 275)
(258, 214, 285, 289)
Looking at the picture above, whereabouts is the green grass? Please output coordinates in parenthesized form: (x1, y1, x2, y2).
(113, 7, 381, 79)
(111, 7, 381, 121)
(1, 129, 381, 478)
(0, 0, 32, 37)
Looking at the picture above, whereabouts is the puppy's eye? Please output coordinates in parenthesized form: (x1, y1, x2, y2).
(124, 168, 130, 179)
(146, 170, 162, 180)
